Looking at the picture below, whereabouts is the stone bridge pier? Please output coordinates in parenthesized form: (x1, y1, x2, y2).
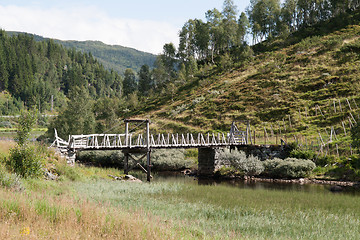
(197, 147, 217, 176)
(197, 145, 290, 176)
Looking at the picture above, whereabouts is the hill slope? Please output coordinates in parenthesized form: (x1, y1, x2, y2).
(7, 32, 156, 74)
(131, 17, 360, 153)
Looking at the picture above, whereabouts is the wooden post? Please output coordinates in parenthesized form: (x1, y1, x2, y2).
(318, 105, 324, 117)
(346, 98, 353, 111)
(352, 98, 359, 110)
(125, 121, 129, 147)
(264, 128, 266, 145)
(51, 95, 54, 112)
(288, 115, 292, 129)
(283, 118, 287, 132)
(124, 152, 129, 174)
(253, 130, 256, 145)
(342, 121, 347, 136)
(350, 112, 357, 124)
(247, 121, 253, 145)
(339, 99, 343, 112)
(146, 120, 151, 182)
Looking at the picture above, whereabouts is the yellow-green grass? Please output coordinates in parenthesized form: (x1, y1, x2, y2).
(75, 179, 360, 239)
(0, 185, 185, 239)
(0, 162, 359, 239)
(0, 140, 15, 155)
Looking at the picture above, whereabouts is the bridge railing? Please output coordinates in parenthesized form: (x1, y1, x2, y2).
(67, 131, 247, 150)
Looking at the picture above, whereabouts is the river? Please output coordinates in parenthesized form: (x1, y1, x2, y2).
(132, 171, 360, 196)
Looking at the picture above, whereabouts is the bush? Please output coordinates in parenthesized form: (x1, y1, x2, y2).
(77, 151, 124, 167)
(218, 149, 264, 176)
(150, 149, 191, 171)
(263, 158, 316, 179)
(289, 149, 316, 160)
(6, 144, 45, 178)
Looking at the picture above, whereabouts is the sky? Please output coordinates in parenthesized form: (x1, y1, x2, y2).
(0, 0, 251, 54)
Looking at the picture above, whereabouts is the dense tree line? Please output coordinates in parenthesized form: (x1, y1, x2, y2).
(143, 0, 360, 96)
(0, 30, 122, 114)
(248, 0, 360, 43)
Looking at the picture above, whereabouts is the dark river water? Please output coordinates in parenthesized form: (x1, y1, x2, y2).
(132, 171, 360, 196)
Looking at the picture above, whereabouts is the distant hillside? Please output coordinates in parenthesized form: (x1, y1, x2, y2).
(57, 40, 156, 74)
(7, 32, 157, 74)
(0, 30, 123, 114)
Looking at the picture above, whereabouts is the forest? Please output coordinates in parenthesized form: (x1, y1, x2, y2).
(1, 0, 360, 139)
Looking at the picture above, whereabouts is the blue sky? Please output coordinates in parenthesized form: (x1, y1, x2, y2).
(0, 0, 251, 54)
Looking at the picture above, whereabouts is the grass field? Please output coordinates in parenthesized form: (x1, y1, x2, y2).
(0, 140, 359, 239)
(0, 171, 358, 239)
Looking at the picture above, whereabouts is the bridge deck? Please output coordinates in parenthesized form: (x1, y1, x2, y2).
(54, 132, 248, 152)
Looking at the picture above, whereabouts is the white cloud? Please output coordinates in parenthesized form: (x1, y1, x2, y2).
(0, 5, 179, 54)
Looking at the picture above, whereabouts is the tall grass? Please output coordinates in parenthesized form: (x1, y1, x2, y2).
(0, 184, 187, 239)
(75, 180, 360, 239)
(0, 140, 15, 156)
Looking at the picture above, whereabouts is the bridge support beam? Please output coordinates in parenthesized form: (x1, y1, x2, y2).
(122, 148, 152, 182)
(198, 147, 216, 176)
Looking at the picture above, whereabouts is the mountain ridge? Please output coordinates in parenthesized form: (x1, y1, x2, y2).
(6, 31, 157, 74)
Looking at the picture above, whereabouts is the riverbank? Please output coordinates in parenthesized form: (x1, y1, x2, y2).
(182, 169, 360, 188)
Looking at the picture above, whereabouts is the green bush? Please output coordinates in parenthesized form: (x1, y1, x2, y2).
(289, 149, 316, 160)
(6, 145, 45, 178)
(77, 149, 191, 171)
(77, 151, 124, 167)
(150, 149, 191, 171)
(218, 149, 264, 176)
(185, 149, 198, 159)
(263, 158, 316, 179)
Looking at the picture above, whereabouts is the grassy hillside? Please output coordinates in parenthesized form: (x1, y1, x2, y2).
(7, 32, 156, 74)
(132, 16, 360, 157)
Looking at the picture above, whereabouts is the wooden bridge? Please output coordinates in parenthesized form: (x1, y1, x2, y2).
(52, 119, 251, 181)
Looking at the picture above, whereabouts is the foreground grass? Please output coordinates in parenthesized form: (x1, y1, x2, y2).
(0, 179, 190, 239)
(75, 179, 360, 239)
(1, 141, 359, 239)
(0, 159, 359, 239)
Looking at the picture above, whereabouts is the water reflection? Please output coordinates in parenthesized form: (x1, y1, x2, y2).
(132, 171, 360, 196)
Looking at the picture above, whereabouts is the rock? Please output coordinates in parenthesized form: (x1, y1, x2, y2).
(299, 178, 305, 184)
(44, 170, 58, 180)
(124, 175, 142, 183)
(108, 174, 122, 181)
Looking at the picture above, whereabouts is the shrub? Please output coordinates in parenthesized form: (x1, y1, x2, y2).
(185, 149, 198, 159)
(77, 151, 124, 167)
(289, 149, 316, 160)
(218, 149, 264, 176)
(6, 144, 45, 178)
(263, 157, 316, 178)
(150, 149, 191, 171)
